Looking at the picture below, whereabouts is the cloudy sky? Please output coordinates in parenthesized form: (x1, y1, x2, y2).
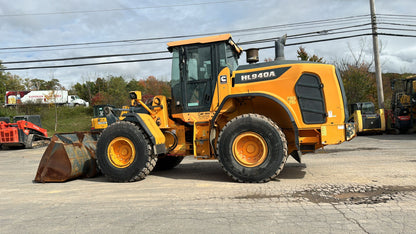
(0, 0, 415, 88)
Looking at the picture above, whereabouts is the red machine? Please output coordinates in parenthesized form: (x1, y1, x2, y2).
(0, 115, 48, 149)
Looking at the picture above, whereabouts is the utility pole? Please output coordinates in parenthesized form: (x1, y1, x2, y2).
(370, 0, 384, 109)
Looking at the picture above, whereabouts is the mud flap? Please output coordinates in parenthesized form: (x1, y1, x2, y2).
(290, 150, 302, 163)
(34, 132, 100, 183)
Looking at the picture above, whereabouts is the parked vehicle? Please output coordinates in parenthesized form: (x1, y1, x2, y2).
(390, 76, 416, 133)
(4, 90, 88, 107)
(0, 115, 49, 149)
(349, 102, 385, 134)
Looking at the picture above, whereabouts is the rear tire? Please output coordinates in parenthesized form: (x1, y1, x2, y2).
(217, 114, 288, 183)
(96, 121, 157, 182)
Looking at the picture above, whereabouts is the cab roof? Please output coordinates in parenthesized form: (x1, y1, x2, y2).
(167, 34, 242, 54)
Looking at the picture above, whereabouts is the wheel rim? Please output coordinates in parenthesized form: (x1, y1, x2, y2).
(107, 137, 135, 168)
(232, 132, 268, 167)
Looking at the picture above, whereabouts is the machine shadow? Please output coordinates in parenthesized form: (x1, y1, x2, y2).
(276, 163, 307, 180)
(151, 161, 233, 182)
(84, 160, 307, 183)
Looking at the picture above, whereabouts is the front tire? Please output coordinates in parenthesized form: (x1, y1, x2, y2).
(96, 121, 157, 182)
(217, 114, 288, 183)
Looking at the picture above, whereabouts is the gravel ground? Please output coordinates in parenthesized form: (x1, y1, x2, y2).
(0, 133, 415, 233)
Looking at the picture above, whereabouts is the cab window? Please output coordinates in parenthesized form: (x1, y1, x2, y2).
(185, 46, 212, 108)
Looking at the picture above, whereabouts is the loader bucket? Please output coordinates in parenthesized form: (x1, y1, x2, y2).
(34, 132, 100, 182)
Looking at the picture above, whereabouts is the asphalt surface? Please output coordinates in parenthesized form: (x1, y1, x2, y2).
(1, 134, 416, 233)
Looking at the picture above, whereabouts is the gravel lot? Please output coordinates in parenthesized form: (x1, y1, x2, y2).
(1, 134, 415, 233)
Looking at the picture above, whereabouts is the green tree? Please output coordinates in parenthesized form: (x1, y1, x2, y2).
(337, 60, 377, 105)
(0, 63, 25, 103)
(71, 75, 171, 106)
(95, 77, 107, 93)
(297, 46, 325, 63)
(106, 76, 129, 106)
(26, 78, 64, 90)
(139, 76, 171, 97)
(29, 78, 47, 90)
(126, 79, 145, 93)
(0, 62, 7, 104)
(45, 78, 64, 90)
(72, 81, 96, 102)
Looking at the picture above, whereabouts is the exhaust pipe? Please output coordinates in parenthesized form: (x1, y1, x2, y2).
(246, 48, 259, 64)
(275, 34, 287, 61)
(245, 34, 287, 63)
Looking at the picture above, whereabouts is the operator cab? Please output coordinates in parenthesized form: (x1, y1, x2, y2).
(167, 34, 242, 113)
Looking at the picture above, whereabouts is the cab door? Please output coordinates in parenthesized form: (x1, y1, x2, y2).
(182, 45, 214, 112)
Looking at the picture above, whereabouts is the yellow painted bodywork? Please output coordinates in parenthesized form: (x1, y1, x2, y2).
(321, 124, 347, 145)
(351, 109, 386, 133)
(167, 34, 242, 54)
(152, 95, 172, 129)
(137, 113, 166, 146)
(229, 63, 346, 130)
(91, 117, 108, 130)
(377, 109, 386, 131)
(193, 122, 210, 158)
(171, 62, 352, 158)
(230, 63, 348, 149)
(103, 61, 352, 160)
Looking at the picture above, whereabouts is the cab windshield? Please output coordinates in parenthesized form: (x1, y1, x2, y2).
(170, 41, 240, 113)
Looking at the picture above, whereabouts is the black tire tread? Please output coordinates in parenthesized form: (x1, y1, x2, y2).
(217, 113, 288, 183)
(96, 121, 157, 182)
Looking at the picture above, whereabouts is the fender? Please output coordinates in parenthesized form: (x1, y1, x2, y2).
(210, 92, 300, 151)
(122, 113, 166, 155)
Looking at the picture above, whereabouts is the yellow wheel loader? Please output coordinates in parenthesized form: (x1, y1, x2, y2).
(35, 34, 355, 183)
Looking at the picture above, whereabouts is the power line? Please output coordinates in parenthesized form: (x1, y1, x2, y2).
(378, 32, 416, 38)
(378, 27, 416, 32)
(2, 12, 414, 71)
(377, 14, 416, 22)
(378, 13, 416, 18)
(1, 57, 172, 71)
(3, 31, 415, 71)
(239, 25, 372, 45)
(0, 40, 172, 55)
(0, 14, 370, 51)
(259, 33, 374, 49)
(2, 51, 167, 64)
(0, 0, 248, 17)
(378, 22, 416, 28)
(1, 33, 376, 71)
(1, 24, 373, 65)
(4, 28, 415, 68)
(1, 19, 370, 55)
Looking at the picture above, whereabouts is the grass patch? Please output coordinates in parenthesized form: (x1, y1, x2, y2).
(1, 105, 93, 136)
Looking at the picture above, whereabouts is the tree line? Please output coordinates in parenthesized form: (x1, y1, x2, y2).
(2, 46, 414, 109)
(0, 63, 170, 107)
(71, 75, 170, 106)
